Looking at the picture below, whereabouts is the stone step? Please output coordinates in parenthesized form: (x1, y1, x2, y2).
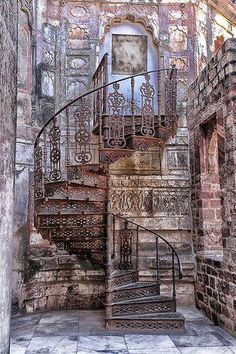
(37, 213, 105, 227)
(106, 282, 160, 303)
(39, 226, 106, 241)
(106, 270, 139, 289)
(35, 199, 106, 215)
(105, 312, 185, 333)
(44, 182, 107, 201)
(106, 295, 175, 317)
(55, 237, 106, 252)
(66, 164, 107, 187)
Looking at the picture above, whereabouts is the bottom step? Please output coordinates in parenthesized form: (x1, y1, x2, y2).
(105, 312, 185, 334)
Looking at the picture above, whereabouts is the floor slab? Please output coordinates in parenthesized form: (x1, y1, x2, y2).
(10, 307, 236, 354)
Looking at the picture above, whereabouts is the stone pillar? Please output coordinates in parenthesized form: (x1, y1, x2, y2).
(0, 1, 18, 353)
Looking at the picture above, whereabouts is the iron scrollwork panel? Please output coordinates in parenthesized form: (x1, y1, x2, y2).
(140, 74, 155, 136)
(34, 143, 43, 198)
(164, 68, 177, 129)
(107, 82, 126, 148)
(49, 120, 61, 181)
(119, 220, 133, 270)
(74, 100, 92, 164)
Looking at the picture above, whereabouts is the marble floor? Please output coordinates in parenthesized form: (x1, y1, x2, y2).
(10, 307, 236, 354)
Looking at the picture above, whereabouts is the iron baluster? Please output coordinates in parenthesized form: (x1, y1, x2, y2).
(103, 53, 108, 114)
(34, 142, 43, 198)
(172, 250, 176, 307)
(43, 129, 47, 179)
(156, 237, 160, 287)
(136, 225, 139, 272)
(97, 89, 103, 150)
(107, 82, 126, 148)
(119, 220, 133, 270)
(106, 203, 111, 277)
(112, 215, 116, 259)
(140, 74, 155, 136)
(157, 69, 162, 125)
(74, 97, 92, 164)
(66, 107, 70, 166)
(49, 118, 61, 181)
(171, 66, 177, 130)
(131, 77, 135, 135)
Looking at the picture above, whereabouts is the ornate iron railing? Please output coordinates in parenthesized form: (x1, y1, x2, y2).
(34, 67, 178, 199)
(93, 52, 109, 116)
(107, 213, 183, 303)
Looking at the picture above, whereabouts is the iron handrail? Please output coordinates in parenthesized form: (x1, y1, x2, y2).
(110, 212, 183, 280)
(34, 66, 176, 147)
(92, 52, 109, 82)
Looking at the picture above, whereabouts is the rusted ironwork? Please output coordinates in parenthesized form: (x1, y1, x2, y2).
(34, 143, 43, 198)
(49, 118, 61, 181)
(107, 82, 126, 148)
(140, 73, 155, 136)
(34, 65, 179, 267)
(74, 99, 92, 164)
(119, 220, 133, 270)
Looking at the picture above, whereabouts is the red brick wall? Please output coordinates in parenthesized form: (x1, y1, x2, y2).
(188, 38, 236, 334)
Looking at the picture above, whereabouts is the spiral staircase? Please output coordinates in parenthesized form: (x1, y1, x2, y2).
(34, 57, 185, 333)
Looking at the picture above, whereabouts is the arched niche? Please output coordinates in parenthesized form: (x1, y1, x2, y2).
(98, 19, 160, 111)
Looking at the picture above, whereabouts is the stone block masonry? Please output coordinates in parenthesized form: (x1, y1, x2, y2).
(0, 1, 18, 353)
(188, 38, 236, 334)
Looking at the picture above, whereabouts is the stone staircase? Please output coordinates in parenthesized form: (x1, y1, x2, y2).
(104, 214, 185, 333)
(35, 164, 108, 266)
(33, 66, 186, 333)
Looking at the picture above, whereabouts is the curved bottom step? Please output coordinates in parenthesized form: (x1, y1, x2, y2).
(105, 312, 185, 334)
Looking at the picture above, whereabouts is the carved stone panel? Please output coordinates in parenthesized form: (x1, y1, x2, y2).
(110, 189, 152, 214)
(152, 190, 190, 216)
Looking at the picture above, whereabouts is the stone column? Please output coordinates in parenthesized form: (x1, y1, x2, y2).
(0, 1, 18, 353)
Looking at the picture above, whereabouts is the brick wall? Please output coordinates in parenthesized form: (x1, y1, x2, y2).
(188, 38, 236, 334)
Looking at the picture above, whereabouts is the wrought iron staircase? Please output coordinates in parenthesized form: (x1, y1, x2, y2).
(34, 61, 185, 332)
(105, 214, 184, 332)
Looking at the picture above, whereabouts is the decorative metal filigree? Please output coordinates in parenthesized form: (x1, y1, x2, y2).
(112, 300, 174, 316)
(140, 74, 155, 136)
(74, 100, 92, 163)
(108, 284, 160, 303)
(49, 120, 61, 181)
(107, 83, 126, 148)
(119, 220, 133, 270)
(164, 67, 177, 129)
(34, 143, 43, 198)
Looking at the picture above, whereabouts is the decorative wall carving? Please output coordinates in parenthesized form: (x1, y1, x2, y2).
(109, 178, 190, 189)
(110, 190, 153, 213)
(169, 25, 188, 52)
(42, 50, 55, 66)
(169, 57, 189, 71)
(69, 6, 89, 19)
(152, 190, 190, 215)
(99, 5, 160, 46)
(110, 188, 190, 216)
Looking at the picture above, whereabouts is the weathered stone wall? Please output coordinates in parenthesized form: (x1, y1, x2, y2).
(12, 1, 34, 315)
(12, 0, 236, 313)
(108, 148, 194, 305)
(188, 38, 236, 334)
(0, 1, 18, 352)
